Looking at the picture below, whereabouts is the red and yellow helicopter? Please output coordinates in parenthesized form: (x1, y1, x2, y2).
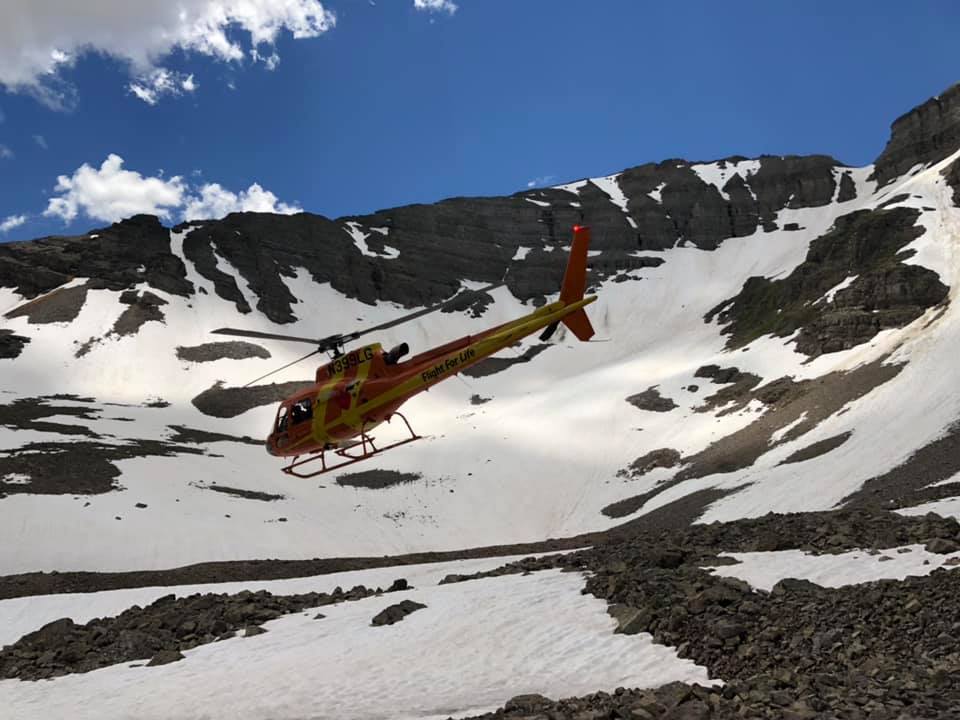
(212, 225, 598, 477)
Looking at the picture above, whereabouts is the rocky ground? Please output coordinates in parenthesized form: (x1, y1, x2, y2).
(450, 509, 960, 719)
(0, 579, 411, 680)
(4, 508, 960, 718)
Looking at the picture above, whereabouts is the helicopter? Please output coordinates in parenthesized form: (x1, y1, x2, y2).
(211, 225, 598, 477)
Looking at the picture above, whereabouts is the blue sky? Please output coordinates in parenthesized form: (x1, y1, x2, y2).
(1, 0, 959, 242)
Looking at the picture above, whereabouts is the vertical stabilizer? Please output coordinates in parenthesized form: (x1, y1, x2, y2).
(559, 225, 595, 341)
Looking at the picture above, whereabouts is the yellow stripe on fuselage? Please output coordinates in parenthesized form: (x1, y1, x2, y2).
(322, 295, 597, 437)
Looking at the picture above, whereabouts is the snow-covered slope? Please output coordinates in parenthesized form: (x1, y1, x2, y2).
(2, 89, 960, 577)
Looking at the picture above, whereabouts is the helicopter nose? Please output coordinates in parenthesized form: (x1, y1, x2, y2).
(265, 435, 277, 456)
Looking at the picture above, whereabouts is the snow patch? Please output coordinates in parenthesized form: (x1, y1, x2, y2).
(705, 544, 960, 591)
(818, 275, 858, 305)
(344, 221, 400, 260)
(1, 473, 30, 485)
(690, 159, 761, 201)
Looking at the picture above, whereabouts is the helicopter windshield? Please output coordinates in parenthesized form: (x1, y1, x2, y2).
(276, 405, 289, 433)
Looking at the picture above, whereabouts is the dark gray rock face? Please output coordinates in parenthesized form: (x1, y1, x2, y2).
(618, 155, 840, 250)
(0, 215, 192, 300)
(0, 152, 849, 331)
(0, 329, 30, 358)
(837, 170, 857, 202)
(944, 157, 960, 206)
(780, 431, 853, 465)
(872, 82, 960, 187)
(707, 207, 948, 356)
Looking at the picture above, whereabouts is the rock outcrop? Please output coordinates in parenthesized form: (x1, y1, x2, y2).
(872, 82, 960, 187)
(707, 206, 948, 356)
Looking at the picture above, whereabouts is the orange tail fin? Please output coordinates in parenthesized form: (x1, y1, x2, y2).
(559, 225, 595, 341)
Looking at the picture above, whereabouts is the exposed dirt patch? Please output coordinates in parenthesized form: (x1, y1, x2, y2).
(0, 538, 592, 600)
(166, 425, 263, 446)
(191, 380, 314, 418)
(4, 282, 89, 324)
(469, 394, 491, 405)
(176, 341, 271, 363)
(462, 343, 551, 378)
(780, 431, 853, 465)
(608, 360, 903, 519)
(0, 440, 207, 497)
(0, 396, 103, 438)
(626, 386, 677, 412)
(695, 370, 762, 415)
(201, 484, 285, 502)
(616, 448, 682, 480)
(602, 486, 670, 519)
(0, 329, 30, 359)
(336, 470, 423, 489)
(112, 290, 167, 336)
(876, 192, 911, 209)
(843, 420, 960, 511)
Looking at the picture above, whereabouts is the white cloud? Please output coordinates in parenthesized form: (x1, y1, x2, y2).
(0, 1, 336, 108)
(526, 175, 555, 188)
(44, 154, 187, 223)
(33, 134, 48, 150)
(251, 48, 281, 71)
(128, 69, 198, 105)
(183, 182, 301, 220)
(0, 215, 27, 233)
(414, 0, 458, 13)
(0, 144, 12, 159)
(44, 154, 299, 225)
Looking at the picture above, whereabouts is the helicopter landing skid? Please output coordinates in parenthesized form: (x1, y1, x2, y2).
(281, 412, 422, 478)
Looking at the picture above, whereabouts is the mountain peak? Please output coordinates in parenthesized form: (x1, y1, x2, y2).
(872, 81, 960, 186)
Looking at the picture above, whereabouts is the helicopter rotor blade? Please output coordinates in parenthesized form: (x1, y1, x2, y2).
(210, 328, 326, 346)
(241, 348, 323, 388)
(212, 281, 504, 357)
(353, 282, 505, 339)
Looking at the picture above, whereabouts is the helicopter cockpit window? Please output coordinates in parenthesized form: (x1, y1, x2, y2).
(290, 398, 314, 425)
(276, 406, 289, 433)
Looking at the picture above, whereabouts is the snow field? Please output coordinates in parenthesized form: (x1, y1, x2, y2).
(0, 567, 711, 720)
